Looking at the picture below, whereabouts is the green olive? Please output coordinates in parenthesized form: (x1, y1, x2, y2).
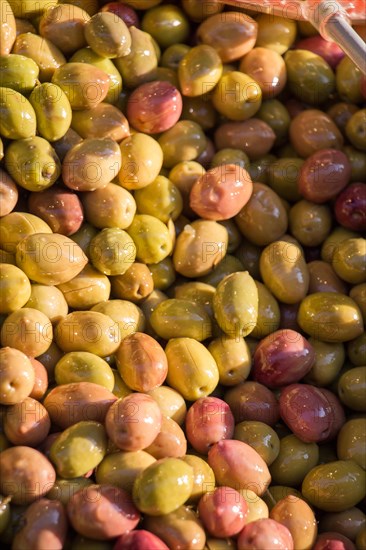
(298, 293, 364, 342)
(178, 44, 222, 97)
(289, 200, 332, 247)
(134, 175, 183, 223)
(211, 148, 250, 171)
(213, 271, 258, 338)
(84, 12, 131, 58)
(251, 281, 281, 339)
(89, 228, 136, 276)
(208, 336, 251, 386)
(55, 310, 121, 356)
(91, 299, 145, 340)
(256, 14, 296, 54)
(321, 226, 359, 263)
(114, 26, 158, 89)
(12, 33, 66, 82)
(150, 298, 212, 341)
(50, 421, 107, 478)
(118, 133, 163, 190)
(96, 450, 156, 492)
(212, 71, 262, 121)
(348, 333, 366, 367)
(110, 263, 153, 303)
(5, 136, 61, 192)
(336, 56, 363, 103)
(69, 47, 122, 105)
(234, 421, 280, 466)
(142, 4, 189, 48)
(158, 120, 207, 168)
(0, 495, 10, 535)
(284, 49, 335, 104)
(46, 477, 93, 505)
(133, 457, 194, 515)
(127, 215, 172, 265)
(29, 82, 72, 142)
(302, 460, 366, 512)
(270, 434, 319, 487)
(332, 238, 366, 284)
(181, 455, 215, 503)
(0, 264, 31, 314)
(148, 257, 176, 291)
(0, 88, 36, 139)
(15, 233, 87, 285)
(337, 418, 366, 469)
(304, 338, 345, 387)
(343, 145, 366, 182)
(161, 43, 190, 70)
(268, 158, 304, 202)
(338, 367, 366, 411)
(345, 109, 366, 151)
(0, 54, 39, 94)
(349, 283, 366, 325)
(260, 240, 309, 304)
(257, 99, 290, 146)
(165, 337, 219, 401)
(54, 351, 114, 391)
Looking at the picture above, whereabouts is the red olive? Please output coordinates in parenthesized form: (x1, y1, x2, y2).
(334, 182, 366, 232)
(198, 486, 248, 538)
(298, 149, 351, 203)
(113, 530, 169, 550)
(185, 396, 235, 454)
(252, 329, 315, 388)
(224, 381, 280, 426)
(28, 186, 84, 236)
(237, 518, 294, 549)
(127, 81, 183, 134)
(295, 36, 345, 69)
(189, 164, 253, 220)
(100, 2, 139, 27)
(313, 532, 356, 550)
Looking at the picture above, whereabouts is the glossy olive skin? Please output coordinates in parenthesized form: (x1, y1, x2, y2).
(0, 263, 31, 314)
(260, 239, 309, 304)
(165, 338, 219, 401)
(127, 80, 182, 134)
(237, 518, 294, 550)
(52, 63, 109, 110)
(116, 332, 167, 392)
(234, 421, 280, 466)
(0, 168, 18, 217)
(0, 347, 35, 405)
(280, 384, 345, 443)
(43, 382, 116, 429)
(308, 261, 347, 295)
(28, 186, 83, 236)
(12, 32, 66, 82)
(150, 298, 212, 341)
(235, 183, 287, 247)
(147, 386, 187, 427)
(337, 418, 366, 469)
(253, 329, 315, 388)
(208, 336, 251, 386)
(198, 487, 247, 539)
(298, 293, 364, 342)
(213, 271, 258, 338)
(224, 381, 280, 426)
(185, 397, 234, 455)
(96, 450, 156, 493)
(133, 458, 194, 516)
(114, 530, 169, 550)
(284, 49, 335, 105)
(332, 238, 366, 285)
(197, 11, 257, 62)
(270, 434, 319, 487)
(302, 461, 366, 512)
(299, 149, 351, 203)
(338, 367, 366, 411)
(304, 339, 345, 387)
(0, 446, 56, 504)
(105, 393, 162, 452)
(319, 508, 366, 542)
(67, 484, 140, 540)
(335, 183, 366, 232)
(4, 396, 50, 447)
(16, 233, 87, 285)
(0, 88, 36, 140)
(270, 496, 317, 550)
(208, 439, 271, 496)
(144, 505, 206, 549)
(290, 109, 343, 158)
(1, 307, 52, 357)
(50, 420, 107, 478)
(54, 351, 114, 391)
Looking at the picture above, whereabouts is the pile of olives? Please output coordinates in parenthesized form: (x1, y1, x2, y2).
(0, 0, 366, 548)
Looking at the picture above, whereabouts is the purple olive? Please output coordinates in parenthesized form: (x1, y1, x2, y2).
(335, 183, 366, 232)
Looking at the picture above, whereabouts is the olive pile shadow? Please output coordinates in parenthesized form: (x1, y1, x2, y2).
(0, 0, 366, 549)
